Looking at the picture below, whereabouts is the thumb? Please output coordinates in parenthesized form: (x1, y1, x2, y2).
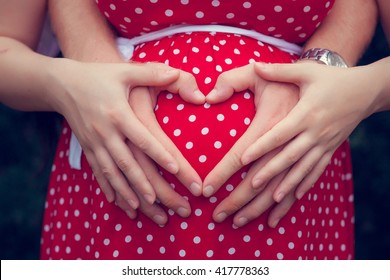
(125, 62, 181, 86)
(254, 62, 309, 85)
(206, 64, 256, 104)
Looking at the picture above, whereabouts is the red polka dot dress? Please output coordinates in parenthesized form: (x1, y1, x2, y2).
(40, 0, 355, 260)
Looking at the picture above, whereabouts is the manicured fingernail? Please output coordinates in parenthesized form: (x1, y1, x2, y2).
(127, 199, 138, 209)
(203, 185, 214, 197)
(215, 212, 227, 223)
(166, 162, 179, 174)
(275, 192, 285, 203)
(236, 217, 249, 227)
(153, 214, 166, 225)
(144, 194, 155, 205)
(190, 182, 202, 196)
(126, 210, 136, 219)
(177, 207, 190, 217)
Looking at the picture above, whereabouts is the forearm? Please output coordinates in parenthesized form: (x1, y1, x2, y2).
(0, 36, 74, 112)
(369, 57, 390, 112)
(49, 0, 122, 62)
(377, 0, 390, 44)
(304, 0, 378, 66)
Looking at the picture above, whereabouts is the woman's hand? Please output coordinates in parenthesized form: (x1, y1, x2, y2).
(203, 63, 299, 227)
(241, 62, 377, 202)
(48, 59, 204, 214)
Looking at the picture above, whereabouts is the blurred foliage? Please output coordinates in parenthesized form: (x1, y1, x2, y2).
(0, 24, 389, 260)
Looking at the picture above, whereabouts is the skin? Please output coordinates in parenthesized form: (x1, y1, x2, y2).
(48, 0, 377, 229)
(203, 0, 378, 228)
(238, 0, 390, 216)
(0, 0, 204, 225)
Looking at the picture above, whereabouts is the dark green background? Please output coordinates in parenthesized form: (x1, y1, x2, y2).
(0, 25, 389, 260)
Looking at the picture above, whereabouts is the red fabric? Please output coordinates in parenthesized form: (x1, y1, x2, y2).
(41, 0, 354, 260)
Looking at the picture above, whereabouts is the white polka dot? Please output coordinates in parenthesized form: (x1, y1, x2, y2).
(228, 248, 236, 255)
(277, 252, 284, 259)
(254, 250, 261, 257)
(137, 247, 143, 254)
(205, 77, 212, 84)
(115, 224, 122, 231)
(218, 234, 224, 242)
(195, 209, 202, 216)
(159, 247, 166, 254)
(163, 116, 169, 124)
(165, 9, 173, 16)
(181, 222, 188, 230)
(274, 5, 282, 12)
(244, 118, 251, 125)
(206, 250, 214, 257)
(179, 249, 186, 257)
(225, 58, 233, 64)
(186, 142, 194, 149)
(166, 93, 173, 99)
(278, 227, 286, 234)
(230, 129, 237, 137)
(125, 235, 132, 243)
(288, 242, 295, 249)
(214, 141, 222, 149)
(109, 4, 116, 10)
(199, 155, 207, 163)
(196, 11, 204, 18)
(173, 129, 181, 136)
(216, 65, 223, 72)
(193, 236, 201, 244)
(181, 0, 189, 4)
(257, 15, 266, 21)
(177, 104, 184, 110)
(215, 114, 225, 122)
(243, 235, 251, 242)
(226, 13, 235, 19)
(303, 6, 311, 12)
(231, 104, 239, 110)
(135, 7, 143, 14)
(192, 47, 200, 53)
(201, 127, 209, 135)
(234, 48, 241, 55)
(189, 115, 196, 122)
(173, 49, 180, 55)
(208, 223, 215, 230)
(267, 238, 273, 245)
(243, 2, 252, 8)
(206, 55, 213, 62)
(192, 67, 200, 74)
(209, 196, 217, 203)
(103, 238, 110, 246)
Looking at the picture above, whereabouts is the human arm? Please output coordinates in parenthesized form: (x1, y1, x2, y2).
(48, 0, 204, 222)
(378, 0, 390, 45)
(203, 0, 378, 227)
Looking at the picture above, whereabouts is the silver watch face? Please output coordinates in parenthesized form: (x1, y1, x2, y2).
(327, 52, 348, 68)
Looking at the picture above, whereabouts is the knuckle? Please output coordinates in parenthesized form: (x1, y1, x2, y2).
(116, 158, 132, 173)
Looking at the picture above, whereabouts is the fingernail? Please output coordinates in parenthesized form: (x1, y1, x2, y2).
(215, 212, 227, 223)
(236, 217, 249, 227)
(153, 214, 166, 225)
(177, 207, 190, 217)
(252, 178, 262, 189)
(126, 210, 136, 219)
(166, 162, 179, 174)
(270, 217, 281, 228)
(127, 199, 138, 209)
(194, 89, 205, 100)
(203, 185, 214, 197)
(296, 191, 304, 200)
(275, 192, 285, 203)
(144, 194, 155, 205)
(190, 182, 202, 196)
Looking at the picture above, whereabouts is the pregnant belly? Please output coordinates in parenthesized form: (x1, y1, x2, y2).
(131, 32, 295, 198)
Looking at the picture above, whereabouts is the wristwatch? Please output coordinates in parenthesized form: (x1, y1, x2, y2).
(299, 48, 348, 68)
